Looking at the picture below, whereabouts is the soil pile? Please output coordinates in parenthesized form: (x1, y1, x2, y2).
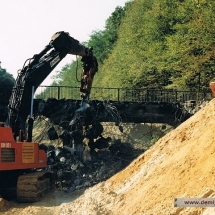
(57, 98, 215, 214)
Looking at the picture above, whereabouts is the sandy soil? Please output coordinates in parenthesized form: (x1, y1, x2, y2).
(2, 99, 215, 214)
(0, 189, 85, 215)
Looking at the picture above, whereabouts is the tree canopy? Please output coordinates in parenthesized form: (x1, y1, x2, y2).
(0, 62, 15, 104)
(0, 63, 14, 86)
(96, 0, 215, 91)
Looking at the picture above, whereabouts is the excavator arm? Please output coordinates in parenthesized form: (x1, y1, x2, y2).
(6, 31, 98, 140)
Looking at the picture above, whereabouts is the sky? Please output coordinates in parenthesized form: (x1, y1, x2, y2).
(0, 0, 129, 85)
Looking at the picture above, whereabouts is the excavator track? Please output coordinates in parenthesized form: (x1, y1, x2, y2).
(17, 171, 55, 202)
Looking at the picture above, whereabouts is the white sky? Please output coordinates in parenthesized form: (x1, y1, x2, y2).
(0, 0, 128, 85)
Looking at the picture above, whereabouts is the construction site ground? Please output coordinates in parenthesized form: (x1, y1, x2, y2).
(1, 99, 215, 214)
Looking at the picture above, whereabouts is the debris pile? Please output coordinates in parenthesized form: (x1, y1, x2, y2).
(36, 98, 144, 192)
(40, 139, 143, 193)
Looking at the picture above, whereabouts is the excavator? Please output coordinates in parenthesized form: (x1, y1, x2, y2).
(0, 31, 98, 202)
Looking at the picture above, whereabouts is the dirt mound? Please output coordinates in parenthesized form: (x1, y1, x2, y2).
(55, 98, 215, 214)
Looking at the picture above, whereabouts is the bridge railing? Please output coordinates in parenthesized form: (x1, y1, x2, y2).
(121, 89, 213, 103)
(0, 85, 213, 103)
(35, 86, 81, 100)
(34, 86, 214, 103)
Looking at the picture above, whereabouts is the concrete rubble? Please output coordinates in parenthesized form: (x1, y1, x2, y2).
(37, 99, 144, 193)
(38, 138, 142, 193)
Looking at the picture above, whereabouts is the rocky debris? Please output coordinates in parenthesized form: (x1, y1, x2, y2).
(35, 98, 190, 127)
(37, 98, 122, 145)
(183, 99, 209, 114)
(35, 98, 144, 193)
(35, 98, 188, 157)
(34, 98, 184, 195)
(40, 139, 143, 193)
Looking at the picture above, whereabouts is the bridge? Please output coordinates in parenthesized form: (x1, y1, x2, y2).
(35, 86, 213, 126)
(0, 86, 213, 126)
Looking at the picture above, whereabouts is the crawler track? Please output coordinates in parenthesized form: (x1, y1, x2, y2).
(17, 171, 55, 202)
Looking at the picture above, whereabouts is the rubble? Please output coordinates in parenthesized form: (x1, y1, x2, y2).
(42, 139, 143, 193)
(0, 98, 173, 200)
(36, 99, 144, 193)
(34, 97, 191, 192)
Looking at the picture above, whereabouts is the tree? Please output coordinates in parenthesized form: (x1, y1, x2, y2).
(52, 0, 215, 92)
(94, 0, 215, 90)
(87, 6, 126, 64)
(0, 62, 15, 104)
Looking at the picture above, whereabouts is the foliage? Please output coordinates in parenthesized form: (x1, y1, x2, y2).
(0, 66, 14, 85)
(0, 63, 15, 104)
(150, 134, 160, 145)
(51, 0, 215, 93)
(87, 6, 126, 65)
(93, 0, 215, 91)
(54, 60, 83, 86)
(52, 5, 126, 91)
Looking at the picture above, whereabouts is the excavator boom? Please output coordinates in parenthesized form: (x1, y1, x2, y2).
(6, 31, 98, 140)
(0, 31, 98, 202)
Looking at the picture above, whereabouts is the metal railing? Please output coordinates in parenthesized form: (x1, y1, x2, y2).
(34, 86, 214, 103)
(0, 85, 213, 103)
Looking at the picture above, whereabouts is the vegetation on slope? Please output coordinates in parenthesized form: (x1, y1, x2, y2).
(97, 0, 215, 91)
(54, 0, 215, 92)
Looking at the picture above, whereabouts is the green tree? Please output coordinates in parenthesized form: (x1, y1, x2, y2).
(95, 0, 215, 91)
(55, 61, 82, 87)
(0, 62, 15, 104)
(88, 6, 126, 64)
(52, 0, 215, 93)
(54, 5, 127, 90)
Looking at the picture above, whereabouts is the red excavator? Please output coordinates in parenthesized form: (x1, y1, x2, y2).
(0, 31, 98, 202)
(210, 82, 215, 97)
